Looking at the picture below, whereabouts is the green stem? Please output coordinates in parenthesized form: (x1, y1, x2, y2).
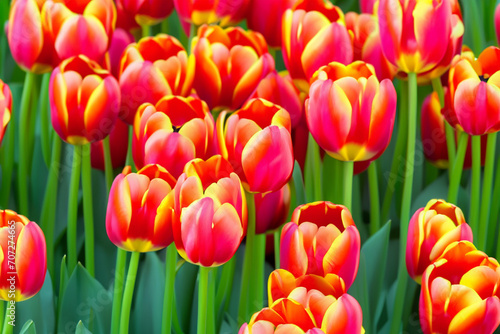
(120, 251, 141, 334)
(464, 0, 485, 54)
(444, 123, 457, 171)
(469, 135, 482, 237)
(368, 162, 380, 235)
(40, 73, 51, 168)
(251, 233, 266, 312)
(342, 161, 354, 211)
(141, 24, 151, 38)
(305, 134, 322, 201)
(238, 192, 256, 325)
(448, 132, 468, 204)
(197, 266, 210, 334)
(111, 249, 127, 334)
(81, 144, 95, 276)
(125, 126, 135, 172)
(215, 256, 236, 330)
(17, 71, 36, 215)
(161, 244, 178, 334)
(207, 269, 216, 334)
(102, 136, 114, 190)
(0, 96, 16, 209)
(478, 133, 496, 252)
(274, 230, 280, 268)
(492, 156, 500, 258)
(389, 72, 417, 334)
(0, 301, 3, 333)
(67, 145, 82, 274)
(1, 301, 12, 334)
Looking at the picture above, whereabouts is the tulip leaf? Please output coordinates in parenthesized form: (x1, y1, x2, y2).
(75, 320, 93, 334)
(131, 252, 164, 334)
(19, 320, 36, 334)
(292, 160, 306, 207)
(348, 254, 372, 333)
(57, 264, 112, 334)
(16, 271, 55, 334)
(175, 261, 199, 333)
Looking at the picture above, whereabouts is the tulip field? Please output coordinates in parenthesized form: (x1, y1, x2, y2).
(3, 0, 500, 333)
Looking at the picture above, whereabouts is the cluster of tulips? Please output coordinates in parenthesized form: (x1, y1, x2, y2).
(1, 0, 500, 333)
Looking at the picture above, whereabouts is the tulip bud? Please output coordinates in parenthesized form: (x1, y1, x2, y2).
(0, 81, 12, 146)
(255, 184, 291, 234)
(117, 0, 174, 26)
(174, 0, 250, 27)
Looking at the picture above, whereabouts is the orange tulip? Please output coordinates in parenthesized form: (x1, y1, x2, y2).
(0, 81, 12, 146)
(217, 98, 294, 193)
(173, 0, 250, 26)
(106, 164, 176, 252)
(90, 118, 129, 170)
(420, 241, 500, 333)
(132, 96, 216, 179)
(169, 155, 247, 267)
(280, 201, 360, 289)
(118, 34, 194, 124)
(0, 210, 46, 302)
(191, 25, 275, 111)
(7, 0, 59, 73)
(49, 55, 121, 145)
(306, 61, 397, 162)
(406, 199, 473, 283)
(255, 184, 291, 234)
(117, 0, 173, 26)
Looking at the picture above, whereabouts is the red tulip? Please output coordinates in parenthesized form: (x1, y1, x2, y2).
(105, 28, 135, 79)
(171, 155, 247, 267)
(91, 118, 129, 170)
(106, 164, 177, 252)
(255, 184, 291, 234)
(173, 0, 250, 26)
(217, 98, 294, 193)
(0, 81, 12, 146)
(0, 210, 46, 302)
(117, 0, 174, 26)
(496, 4, 500, 46)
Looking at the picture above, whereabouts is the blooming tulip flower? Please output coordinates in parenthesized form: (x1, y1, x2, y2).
(132, 96, 216, 179)
(173, 0, 250, 27)
(104, 28, 135, 79)
(306, 61, 397, 162)
(255, 184, 291, 234)
(420, 241, 500, 334)
(217, 98, 294, 193)
(170, 155, 247, 267)
(0, 210, 46, 302)
(7, 0, 59, 73)
(282, 3, 352, 92)
(377, 0, 462, 76)
(42, 0, 117, 63)
(90, 118, 129, 170)
(191, 25, 275, 111)
(0, 81, 12, 146)
(49, 55, 121, 145)
(496, 4, 500, 46)
(118, 34, 194, 124)
(117, 0, 173, 26)
(106, 164, 177, 252)
(280, 201, 360, 289)
(406, 199, 473, 283)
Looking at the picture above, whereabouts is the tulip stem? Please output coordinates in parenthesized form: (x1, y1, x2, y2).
(125, 126, 135, 172)
(0, 94, 16, 209)
(110, 248, 127, 334)
(103, 136, 114, 190)
(81, 144, 95, 277)
(464, 0, 485, 54)
(368, 161, 380, 235)
(207, 269, 216, 334)
(389, 72, 417, 334)
(343, 161, 354, 211)
(305, 133, 322, 201)
(120, 251, 140, 334)
(39, 73, 52, 168)
(274, 229, 280, 268)
(469, 135, 482, 237)
(478, 133, 496, 252)
(448, 132, 468, 204)
(161, 243, 178, 334)
(18, 71, 36, 216)
(252, 233, 266, 310)
(215, 256, 236, 330)
(67, 144, 82, 274)
(1, 301, 13, 334)
(197, 266, 210, 334)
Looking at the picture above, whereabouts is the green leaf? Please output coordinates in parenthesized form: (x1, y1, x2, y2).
(348, 254, 372, 333)
(57, 264, 112, 334)
(292, 160, 306, 207)
(19, 320, 36, 334)
(175, 261, 199, 333)
(75, 321, 93, 334)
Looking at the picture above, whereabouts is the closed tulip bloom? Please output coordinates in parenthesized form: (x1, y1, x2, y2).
(91, 118, 129, 170)
(118, 34, 194, 124)
(360, 0, 377, 13)
(217, 98, 294, 193)
(282, 3, 352, 92)
(42, 0, 116, 63)
(420, 241, 500, 334)
(132, 96, 216, 179)
(117, 0, 173, 26)
(49, 55, 121, 145)
(306, 61, 397, 162)
(170, 155, 247, 267)
(377, 0, 462, 75)
(0, 210, 46, 302)
(105, 28, 135, 78)
(255, 184, 291, 234)
(106, 164, 177, 252)
(191, 25, 274, 110)
(406, 199, 473, 283)
(0, 81, 12, 146)
(7, 0, 59, 73)
(174, 0, 250, 26)
(281, 201, 360, 289)
(496, 4, 500, 46)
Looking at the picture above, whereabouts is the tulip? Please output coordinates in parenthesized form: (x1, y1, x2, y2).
(0, 81, 12, 146)
(132, 96, 216, 179)
(282, 3, 352, 92)
(280, 201, 360, 289)
(306, 61, 397, 162)
(118, 34, 194, 124)
(0, 210, 46, 302)
(255, 184, 291, 234)
(7, 0, 59, 73)
(42, 0, 116, 63)
(49, 55, 121, 145)
(106, 164, 177, 252)
(191, 25, 275, 111)
(496, 4, 500, 47)
(105, 28, 135, 79)
(360, 0, 377, 13)
(420, 241, 500, 333)
(217, 98, 294, 193)
(406, 199, 473, 283)
(117, 0, 174, 26)
(91, 118, 129, 170)
(170, 155, 247, 267)
(173, 0, 250, 27)
(240, 287, 364, 334)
